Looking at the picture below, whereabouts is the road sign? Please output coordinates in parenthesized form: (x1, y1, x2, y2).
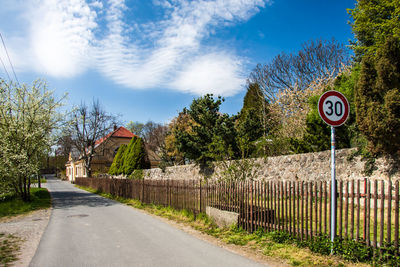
(318, 90, 350, 253)
(318, 90, 350, 127)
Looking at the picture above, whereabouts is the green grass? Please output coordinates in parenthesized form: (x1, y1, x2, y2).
(0, 188, 51, 218)
(31, 177, 47, 184)
(76, 185, 371, 267)
(0, 233, 21, 266)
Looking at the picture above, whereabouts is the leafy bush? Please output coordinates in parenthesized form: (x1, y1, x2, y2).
(122, 137, 150, 175)
(108, 144, 127, 175)
(267, 231, 293, 244)
(333, 238, 373, 262)
(108, 137, 150, 176)
(128, 169, 144, 180)
(308, 234, 331, 255)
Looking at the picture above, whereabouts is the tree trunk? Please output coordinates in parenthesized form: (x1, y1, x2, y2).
(85, 157, 92, 178)
(19, 175, 28, 202)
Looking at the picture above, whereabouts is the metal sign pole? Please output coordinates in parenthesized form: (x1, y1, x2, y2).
(331, 126, 336, 253)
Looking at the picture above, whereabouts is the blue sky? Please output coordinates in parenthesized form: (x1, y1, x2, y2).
(0, 0, 356, 125)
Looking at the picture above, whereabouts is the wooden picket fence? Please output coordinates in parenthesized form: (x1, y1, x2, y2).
(75, 177, 399, 251)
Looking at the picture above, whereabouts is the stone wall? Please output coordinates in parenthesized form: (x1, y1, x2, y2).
(143, 149, 399, 181)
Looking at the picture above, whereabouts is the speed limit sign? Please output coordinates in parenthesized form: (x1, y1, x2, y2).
(318, 91, 350, 127)
(318, 90, 350, 247)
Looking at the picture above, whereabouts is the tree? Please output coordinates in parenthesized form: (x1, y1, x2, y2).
(291, 66, 361, 154)
(174, 94, 238, 167)
(242, 82, 267, 114)
(142, 121, 169, 153)
(237, 82, 270, 156)
(161, 113, 191, 166)
(122, 137, 150, 175)
(355, 37, 400, 155)
(348, 0, 400, 58)
(126, 121, 145, 137)
(249, 39, 350, 102)
(127, 120, 168, 154)
(56, 134, 73, 158)
(67, 100, 117, 177)
(236, 108, 263, 156)
(108, 144, 127, 175)
(0, 79, 64, 201)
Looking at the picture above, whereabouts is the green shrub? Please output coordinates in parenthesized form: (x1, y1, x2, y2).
(128, 169, 144, 180)
(122, 137, 150, 175)
(267, 231, 293, 244)
(333, 237, 373, 262)
(308, 234, 331, 255)
(109, 144, 127, 175)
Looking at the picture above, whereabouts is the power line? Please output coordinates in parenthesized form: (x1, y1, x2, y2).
(0, 32, 20, 86)
(0, 51, 12, 81)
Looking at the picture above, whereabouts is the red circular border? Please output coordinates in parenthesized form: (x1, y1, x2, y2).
(318, 91, 350, 127)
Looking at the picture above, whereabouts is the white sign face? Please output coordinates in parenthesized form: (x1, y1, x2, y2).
(318, 91, 349, 127)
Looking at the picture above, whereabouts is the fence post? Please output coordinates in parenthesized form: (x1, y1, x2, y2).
(142, 179, 145, 203)
(199, 180, 202, 214)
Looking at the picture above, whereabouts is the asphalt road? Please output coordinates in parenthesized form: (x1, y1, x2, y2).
(30, 176, 267, 267)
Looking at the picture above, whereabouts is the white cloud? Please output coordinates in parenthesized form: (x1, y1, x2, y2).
(0, 0, 270, 95)
(28, 0, 98, 77)
(170, 53, 244, 96)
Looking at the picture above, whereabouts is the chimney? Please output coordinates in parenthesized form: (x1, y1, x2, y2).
(113, 125, 117, 131)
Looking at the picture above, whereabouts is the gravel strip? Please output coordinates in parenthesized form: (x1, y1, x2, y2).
(0, 209, 51, 267)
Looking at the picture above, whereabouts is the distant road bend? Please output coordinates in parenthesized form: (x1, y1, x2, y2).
(30, 176, 268, 267)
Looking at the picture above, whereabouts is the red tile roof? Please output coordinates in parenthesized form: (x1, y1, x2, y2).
(95, 126, 136, 147)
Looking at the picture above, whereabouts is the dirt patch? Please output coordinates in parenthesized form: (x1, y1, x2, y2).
(0, 209, 51, 267)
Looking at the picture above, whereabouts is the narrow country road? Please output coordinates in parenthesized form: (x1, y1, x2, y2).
(30, 176, 267, 267)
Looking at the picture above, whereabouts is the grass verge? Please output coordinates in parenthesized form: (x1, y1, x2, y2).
(31, 177, 47, 184)
(0, 233, 21, 266)
(0, 188, 51, 218)
(76, 185, 372, 267)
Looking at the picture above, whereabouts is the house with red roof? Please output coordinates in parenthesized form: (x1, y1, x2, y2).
(66, 126, 136, 182)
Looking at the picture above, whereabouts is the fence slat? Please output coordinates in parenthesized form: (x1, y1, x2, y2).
(381, 180, 385, 247)
(339, 180, 343, 238)
(285, 182, 288, 233)
(301, 182, 304, 240)
(315, 182, 319, 236)
(324, 181, 328, 235)
(351, 180, 355, 240)
(373, 180, 378, 249)
(297, 181, 300, 239)
(388, 180, 392, 244)
(356, 180, 361, 241)
(395, 180, 399, 250)
(289, 181, 292, 235)
(345, 181, 349, 238)
(366, 179, 370, 247)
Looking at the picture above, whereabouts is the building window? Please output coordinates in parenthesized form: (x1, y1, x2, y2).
(114, 146, 120, 156)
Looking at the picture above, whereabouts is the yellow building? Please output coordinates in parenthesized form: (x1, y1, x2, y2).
(66, 126, 136, 182)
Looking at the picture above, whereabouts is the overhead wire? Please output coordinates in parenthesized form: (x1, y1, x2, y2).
(0, 32, 20, 86)
(0, 51, 12, 81)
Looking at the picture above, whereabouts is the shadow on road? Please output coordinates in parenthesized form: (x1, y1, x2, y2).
(44, 175, 117, 210)
(49, 190, 116, 210)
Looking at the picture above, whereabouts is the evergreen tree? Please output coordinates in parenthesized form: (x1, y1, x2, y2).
(355, 37, 400, 155)
(175, 94, 225, 166)
(122, 136, 150, 175)
(108, 144, 127, 175)
(242, 83, 267, 113)
(236, 83, 270, 156)
(348, 0, 400, 58)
